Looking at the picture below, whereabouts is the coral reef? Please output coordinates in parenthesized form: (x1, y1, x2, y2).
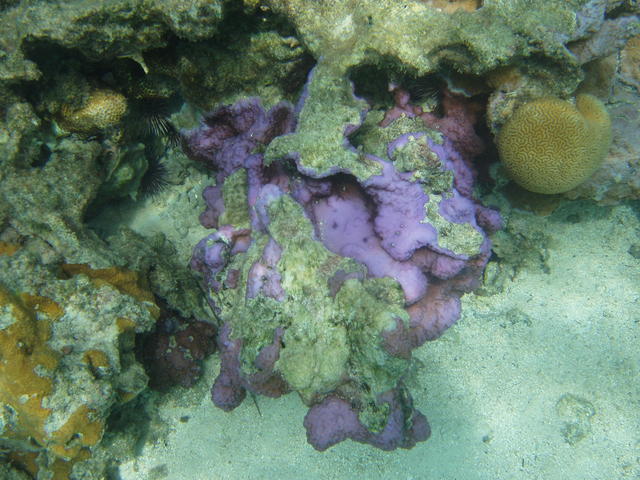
(0, 243, 158, 478)
(497, 94, 612, 194)
(0, 0, 637, 472)
(184, 66, 500, 450)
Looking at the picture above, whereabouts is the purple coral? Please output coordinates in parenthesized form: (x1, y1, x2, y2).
(304, 390, 430, 451)
(183, 99, 295, 230)
(183, 70, 500, 451)
(212, 323, 289, 411)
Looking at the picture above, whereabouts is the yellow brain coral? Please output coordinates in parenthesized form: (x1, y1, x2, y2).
(497, 94, 612, 194)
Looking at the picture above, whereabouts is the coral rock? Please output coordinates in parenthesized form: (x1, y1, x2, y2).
(620, 34, 640, 93)
(0, 289, 62, 453)
(304, 390, 430, 451)
(0, 249, 158, 476)
(184, 65, 498, 451)
(140, 305, 217, 392)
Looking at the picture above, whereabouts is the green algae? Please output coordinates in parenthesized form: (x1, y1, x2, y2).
(219, 169, 251, 229)
(390, 134, 455, 193)
(424, 193, 485, 256)
(265, 60, 382, 181)
(215, 193, 410, 427)
(350, 110, 431, 160)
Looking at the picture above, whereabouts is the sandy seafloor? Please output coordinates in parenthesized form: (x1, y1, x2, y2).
(101, 182, 640, 480)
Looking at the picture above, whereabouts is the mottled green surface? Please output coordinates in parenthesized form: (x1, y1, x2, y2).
(0, 134, 108, 264)
(219, 169, 251, 229)
(389, 134, 454, 192)
(0, 0, 225, 83)
(269, 0, 581, 76)
(425, 194, 485, 256)
(213, 194, 408, 426)
(351, 111, 433, 160)
(265, 61, 381, 181)
(156, 30, 310, 110)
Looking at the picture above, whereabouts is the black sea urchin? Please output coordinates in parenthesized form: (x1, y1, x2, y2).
(139, 155, 171, 198)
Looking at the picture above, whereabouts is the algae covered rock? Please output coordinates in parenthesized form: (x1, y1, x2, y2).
(0, 136, 110, 265)
(563, 33, 640, 204)
(185, 65, 500, 451)
(0, 0, 226, 83)
(0, 244, 158, 477)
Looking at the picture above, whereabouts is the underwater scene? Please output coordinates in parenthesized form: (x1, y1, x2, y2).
(0, 0, 639, 479)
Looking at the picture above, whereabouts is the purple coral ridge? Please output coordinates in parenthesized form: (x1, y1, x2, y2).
(304, 391, 430, 451)
(183, 71, 500, 451)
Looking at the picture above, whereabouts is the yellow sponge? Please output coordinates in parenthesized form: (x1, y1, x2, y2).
(497, 94, 611, 194)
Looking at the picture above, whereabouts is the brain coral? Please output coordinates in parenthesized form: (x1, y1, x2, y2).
(58, 89, 128, 133)
(497, 94, 612, 194)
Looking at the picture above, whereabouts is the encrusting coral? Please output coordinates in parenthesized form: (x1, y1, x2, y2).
(0, 286, 106, 479)
(497, 94, 612, 194)
(0, 245, 159, 479)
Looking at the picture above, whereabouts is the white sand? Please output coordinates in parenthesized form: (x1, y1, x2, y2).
(118, 202, 640, 480)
